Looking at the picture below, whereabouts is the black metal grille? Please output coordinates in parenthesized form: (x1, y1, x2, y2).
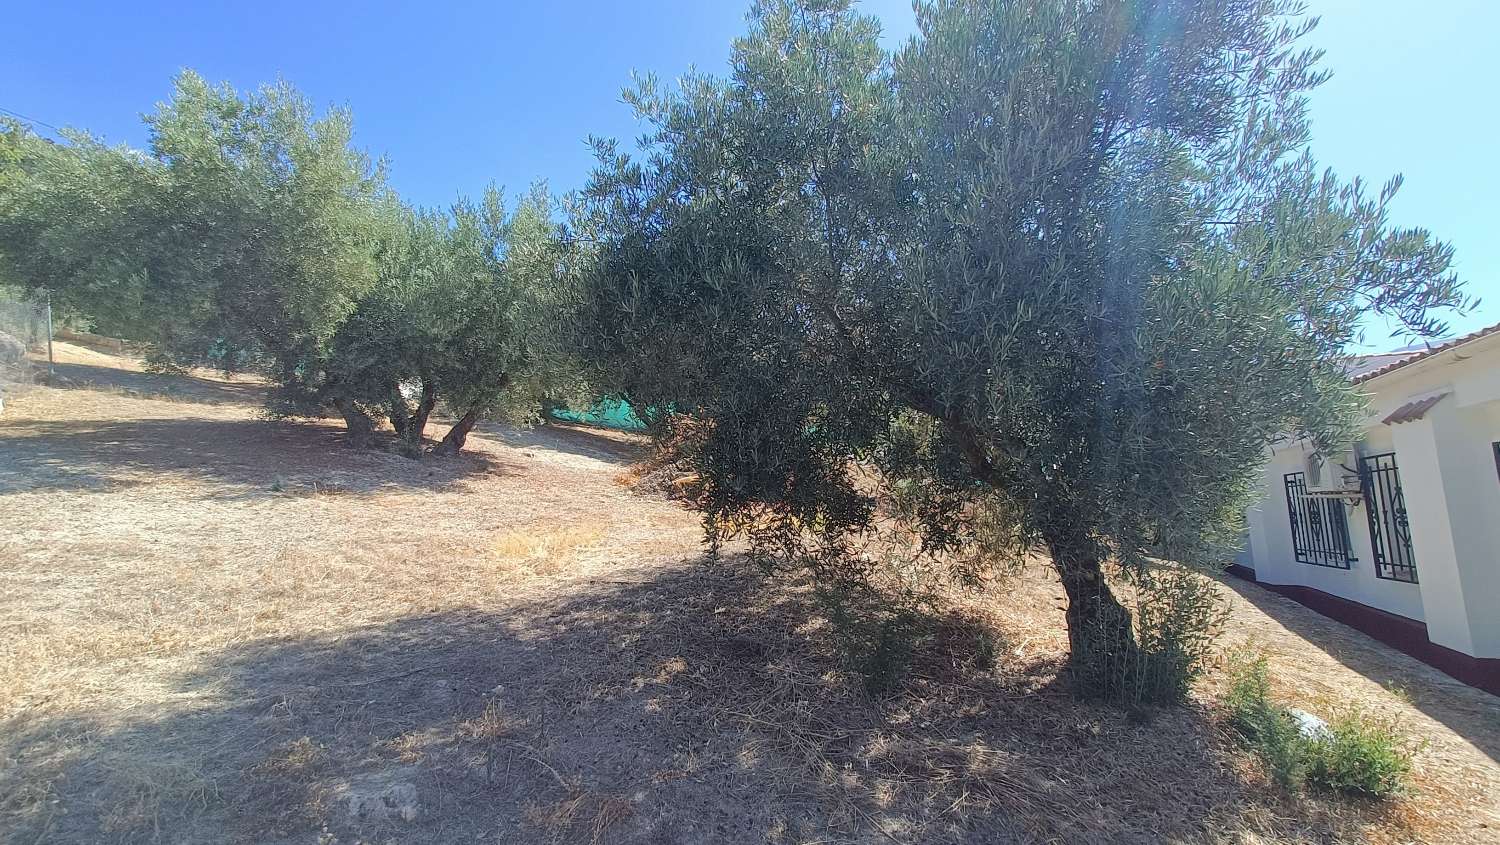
(1283, 472, 1355, 568)
(1359, 452, 1418, 583)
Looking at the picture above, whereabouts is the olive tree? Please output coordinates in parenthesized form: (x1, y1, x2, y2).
(577, 0, 1470, 700)
(331, 185, 576, 455)
(0, 121, 167, 339)
(2, 76, 576, 453)
(143, 72, 390, 433)
(0, 73, 391, 437)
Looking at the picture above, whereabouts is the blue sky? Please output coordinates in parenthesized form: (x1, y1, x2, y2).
(4, 1, 1494, 348)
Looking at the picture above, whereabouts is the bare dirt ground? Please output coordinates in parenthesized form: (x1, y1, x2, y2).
(1, 347, 1497, 844)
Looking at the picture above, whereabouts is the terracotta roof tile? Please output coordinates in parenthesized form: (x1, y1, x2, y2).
(1353, 321, 1500, 384)
(1381, 392, 1449, 425)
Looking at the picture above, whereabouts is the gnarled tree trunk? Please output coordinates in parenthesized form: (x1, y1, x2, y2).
(409, 379, 438, 442)
(388, 388, 411, 440)
(391, 380, 439, 457)
(1040, 511, 1141, 699)
(334, 397, 377, 448)
(930, 407, 1142, 694)
(432, 407, 479, 456)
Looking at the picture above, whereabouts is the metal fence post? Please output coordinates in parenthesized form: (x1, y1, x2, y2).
(45, 290, 54, 376)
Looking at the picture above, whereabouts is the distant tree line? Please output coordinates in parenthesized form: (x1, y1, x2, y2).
(0, 72, 582, 454)
(0, 1, 1474, 702)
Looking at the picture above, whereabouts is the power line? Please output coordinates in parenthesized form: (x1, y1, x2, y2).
(0, 105, 64, 134)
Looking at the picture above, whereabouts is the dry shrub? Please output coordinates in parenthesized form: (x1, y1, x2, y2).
(621, 413, 712, 500)
(301, 481, 352, 497)
(500, 726, 635, 845)
(379, 731, 429, 764)
(457, 697, 521, 789)
(456, 699, 516, 743)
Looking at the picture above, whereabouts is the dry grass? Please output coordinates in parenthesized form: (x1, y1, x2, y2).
(1, 348, 1497, 844)
(494, 525, 609, 576)
(524, 789, 636, 845)
(242, 737, 332, 836)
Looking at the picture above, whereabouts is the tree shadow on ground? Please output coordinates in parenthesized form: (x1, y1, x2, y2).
(2, 558, 1388, 845)
(1218, 575, 1500, 764)
(0, 416, 520, 497)
(44, 361, 268, 406)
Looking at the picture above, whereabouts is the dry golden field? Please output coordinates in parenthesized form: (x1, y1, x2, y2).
(1, 345, 1496, 844)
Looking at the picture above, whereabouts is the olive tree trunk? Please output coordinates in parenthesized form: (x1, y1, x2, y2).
(388, 388, 411, 439)
(929, 405, 1142, 694)
(1040, 513, 1141, 698)
(391, 379, 439, 457)
(409, 380, 438, 442)
(432, 407, 480, 456)
(334, 397, 377, 448)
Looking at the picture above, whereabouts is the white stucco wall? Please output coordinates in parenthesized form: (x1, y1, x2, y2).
(1388, 394, 1500, 657)
(1244, 442, 1425, 621)
(1241, 331, 1500, 658)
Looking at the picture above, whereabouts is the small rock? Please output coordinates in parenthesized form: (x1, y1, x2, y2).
(337, 769, 421, 823)
(1287, 707, 1331, 740)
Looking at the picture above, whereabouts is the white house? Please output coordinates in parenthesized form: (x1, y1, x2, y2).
(1235, 322, 1500, 694)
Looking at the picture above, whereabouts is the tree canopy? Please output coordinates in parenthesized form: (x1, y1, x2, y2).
(0, 72, 577, 454)
(0, 2, 1475, 700)
(575, 0, 1471, 700)
(0, 120, 165, 338)
(330, 185, 578, 453)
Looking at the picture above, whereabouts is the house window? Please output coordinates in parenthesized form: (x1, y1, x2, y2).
(1283, 472, 1355, 568)
(1359, 452, 1418, 583)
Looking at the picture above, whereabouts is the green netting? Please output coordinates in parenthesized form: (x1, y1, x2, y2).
(549, 397, 646, 430)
